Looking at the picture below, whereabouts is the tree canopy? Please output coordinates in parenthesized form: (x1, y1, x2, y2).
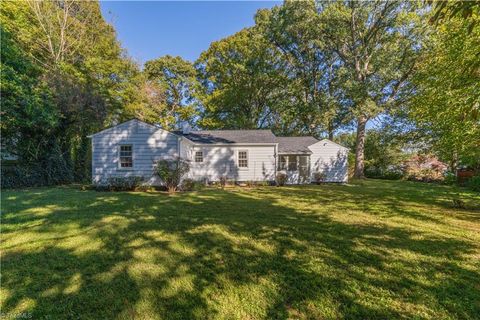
(195, 27, 287, 130)
(409, 7, 480, 170)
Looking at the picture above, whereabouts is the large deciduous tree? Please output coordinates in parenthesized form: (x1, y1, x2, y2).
(195, 28, 287, 130)
(140, 55, 198, 129)
(319, 1, 422, 178)
(256, 0, 347, 138)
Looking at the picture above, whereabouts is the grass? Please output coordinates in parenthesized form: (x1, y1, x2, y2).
(1, 179, 479, 320)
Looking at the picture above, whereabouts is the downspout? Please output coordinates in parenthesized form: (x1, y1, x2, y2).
(274, 143, 278, 182)
(177, 137, 181, 159)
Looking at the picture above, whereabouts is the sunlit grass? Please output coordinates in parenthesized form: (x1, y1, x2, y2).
(1, 180, 479, 319)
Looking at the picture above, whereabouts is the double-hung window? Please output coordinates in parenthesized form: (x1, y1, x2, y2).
(119, 145, 133, 168)
(195, 151, 203, 163)
(238, 150, 248, 168)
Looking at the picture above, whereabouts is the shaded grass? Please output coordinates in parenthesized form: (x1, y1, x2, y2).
(1, 179, 479, 319)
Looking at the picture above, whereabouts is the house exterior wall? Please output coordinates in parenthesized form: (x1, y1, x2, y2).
(182, 143, 276, 182)
(91, 120, 179, 184)
(308, 140, 348, 183)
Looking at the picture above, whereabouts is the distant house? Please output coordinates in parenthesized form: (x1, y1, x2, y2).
(88, 119, 348, 185)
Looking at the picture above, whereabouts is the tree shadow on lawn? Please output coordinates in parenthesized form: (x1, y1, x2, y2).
(1, 186, 480, 319)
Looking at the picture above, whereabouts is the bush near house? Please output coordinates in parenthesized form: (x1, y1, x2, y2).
(180, 178, 204, 192)
(94, 176, 144, 192)
(154, 158, 190, 193)
(313, 172, 327, 184)
(276, 171, 287, 186)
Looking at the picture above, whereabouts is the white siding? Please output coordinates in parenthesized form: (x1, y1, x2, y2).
(308, 140, 348, 183)
(183, 144, 276, 182)
(91, 120, 179, 184)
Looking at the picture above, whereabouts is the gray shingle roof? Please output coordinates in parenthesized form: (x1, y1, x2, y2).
(275, 136, 319, 154)
(174, 129, 277, 144)
(175, 129, 321, 153)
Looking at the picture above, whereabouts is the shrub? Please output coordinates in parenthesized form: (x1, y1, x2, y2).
(1, 155, 74, 189)
(365, 166, 403, 180)
(276, 172, 287, 186)
(313, 172, 327, 184)
(219, 176, 227, 189)
(180, 178, 198, 191)
(443, 172, 457, 185)
(154, 158, 190, 193)
(467, 176, 480, 192)
(1, 166, 44, 189)
(95, 176, 144, 191)
(406, 168, 442, 183)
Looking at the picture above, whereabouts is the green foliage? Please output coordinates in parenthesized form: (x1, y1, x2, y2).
(130, 55, 198, 129)
(409, 11, 480, 170)
(430, 1, 480, 32)
(180, 178, 203, 192)
(318, 1, 424, 177)
(95, 176, 144, 192)
(154, 158, 190, 193)
(255, 0, 348, 137)
(443, 172, 457, 186)
(1, 142, 74, 189)
(467, 176, 480, 192)
(363, 129, 409, 180)
(336, 128, 409, 180)
(0, 0, 138, 186)
(196, 27, 287, 130)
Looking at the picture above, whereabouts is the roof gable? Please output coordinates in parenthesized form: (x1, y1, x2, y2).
(87, 119, 175, 138)
(308, 139, 349, 151)
(276, 136, 319, 154)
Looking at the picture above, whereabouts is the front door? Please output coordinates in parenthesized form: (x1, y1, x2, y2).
(298, 156, 309, 184)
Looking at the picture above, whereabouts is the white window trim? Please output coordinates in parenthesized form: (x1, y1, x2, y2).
(194, 150, 204, 163)
(237, 149, 249, 170)
(118, 144, 133, 170)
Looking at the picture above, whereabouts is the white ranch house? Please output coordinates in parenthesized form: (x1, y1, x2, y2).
(88, 119, 348, 185)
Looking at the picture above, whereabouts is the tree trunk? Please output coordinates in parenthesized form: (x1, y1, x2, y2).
(354, 115, 368, 178)
(328, 120, 334, 141)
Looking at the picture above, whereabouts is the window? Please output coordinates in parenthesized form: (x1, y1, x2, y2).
(195, 151, 203, 163)
(119, 145, 133, 168)
(287, 155, 297, 171)
(279, 156, 287, 170)
(238, 150, 248, 168)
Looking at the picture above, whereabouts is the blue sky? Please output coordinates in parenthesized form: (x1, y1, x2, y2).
(100, 1, 280, 65)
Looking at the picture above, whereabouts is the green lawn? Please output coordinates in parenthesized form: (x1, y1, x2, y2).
(1, 180, 479, 319)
